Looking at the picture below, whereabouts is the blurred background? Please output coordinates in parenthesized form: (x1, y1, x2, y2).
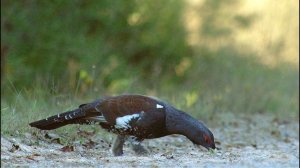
(1, 0, 299, 133)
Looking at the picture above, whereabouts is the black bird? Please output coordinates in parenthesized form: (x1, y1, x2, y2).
(29, 94, 216, 156)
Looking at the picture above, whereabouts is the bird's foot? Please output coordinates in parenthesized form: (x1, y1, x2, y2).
(131, 144, 148, 155)
(111, 147, 124, 156)
(128, 136, 148, 155)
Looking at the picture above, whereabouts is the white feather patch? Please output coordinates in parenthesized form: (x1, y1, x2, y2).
(156, 104, 164, 109)
(115, 114, 140, 129)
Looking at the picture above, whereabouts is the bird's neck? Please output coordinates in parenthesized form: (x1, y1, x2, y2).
(165, 107, 203, 141)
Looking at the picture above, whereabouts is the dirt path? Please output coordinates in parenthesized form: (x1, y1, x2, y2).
(1, 114, 299, 168)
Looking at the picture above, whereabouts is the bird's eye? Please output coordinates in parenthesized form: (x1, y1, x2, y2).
(204, 134, 211, 144)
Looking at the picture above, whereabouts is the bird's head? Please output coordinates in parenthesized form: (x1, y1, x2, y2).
(191, 126, 216, 150)
(164, 105, 216, 150)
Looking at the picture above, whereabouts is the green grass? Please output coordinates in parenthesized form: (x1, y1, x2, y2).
(1, 88, 114, 143)
(187, 47, 299, 119)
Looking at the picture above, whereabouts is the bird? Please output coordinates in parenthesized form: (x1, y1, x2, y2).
(29, 94, 216, 156)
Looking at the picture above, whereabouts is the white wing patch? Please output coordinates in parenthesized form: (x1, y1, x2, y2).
(115, 114, 140, 129)
(156, 104, 164, 109)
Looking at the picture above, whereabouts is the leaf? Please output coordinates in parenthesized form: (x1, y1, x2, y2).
(82, 139, 98, 149)
(77, 130, 95, 138)
(185, 91, 199, 108)
(25, 154, 40, 161)
(25, 155, 36, 161)
(60, 145, 74, 152)
(9, 144, 20, 153)
(44, 133, 62, 144)
(44, 133, 60, 139)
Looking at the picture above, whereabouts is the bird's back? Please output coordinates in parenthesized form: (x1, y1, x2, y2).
(97, 95, 164, 123)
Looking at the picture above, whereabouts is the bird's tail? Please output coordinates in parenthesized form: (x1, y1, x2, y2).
(29, 108, 100, 130)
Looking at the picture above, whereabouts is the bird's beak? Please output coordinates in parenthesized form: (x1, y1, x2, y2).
(206, 144, 216, 150)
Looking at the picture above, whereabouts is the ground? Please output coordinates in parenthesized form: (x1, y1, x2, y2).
(1, 113, 299, 168)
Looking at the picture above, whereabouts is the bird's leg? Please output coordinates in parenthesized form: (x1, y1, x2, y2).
(128, 136, 148, 155)
(131, 143, 148, 155)
(111, 135, 126, 156)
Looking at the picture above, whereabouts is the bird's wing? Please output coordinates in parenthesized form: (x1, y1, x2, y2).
(96, 95, 166, 125)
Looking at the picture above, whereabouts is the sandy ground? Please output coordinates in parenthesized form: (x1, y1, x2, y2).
(1, 114, 299, 168)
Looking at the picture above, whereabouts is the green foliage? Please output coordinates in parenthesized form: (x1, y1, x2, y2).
(1, 0, 189, 90)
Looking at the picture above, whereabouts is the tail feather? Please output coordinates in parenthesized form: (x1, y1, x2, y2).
(29, 109, 90, 130)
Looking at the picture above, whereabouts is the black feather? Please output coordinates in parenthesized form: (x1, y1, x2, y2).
(29, 109, 88, 130)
